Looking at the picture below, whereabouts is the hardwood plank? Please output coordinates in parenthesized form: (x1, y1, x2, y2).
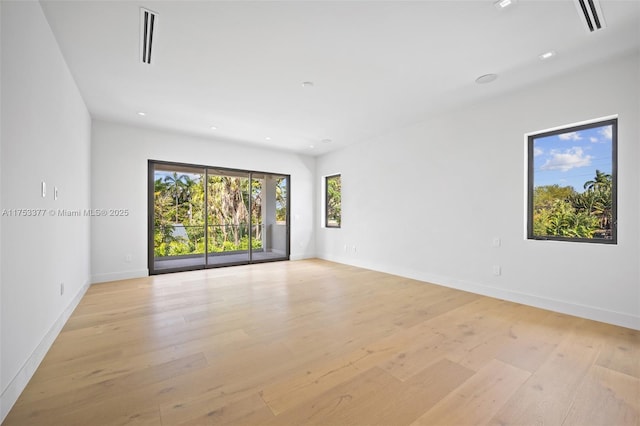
(6, 352, 207, 424)
(59, 401, 162, 426)
(410, 358, 530, 426)
(15, 329, 248, 405)
(488, 321, 604, 426)
(381, 297, 516, 380)
(494, 310, 580, 373)
(265, 359, 474, 425)
(158, 341, 294, 425)
(175, 393, 274, 426)
(563, 364, 639, 426)
(260, 344, 396, 415)
(595, 324, 640, 378)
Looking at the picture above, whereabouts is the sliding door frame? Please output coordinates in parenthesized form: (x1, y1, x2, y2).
(148, 159, 291, 275)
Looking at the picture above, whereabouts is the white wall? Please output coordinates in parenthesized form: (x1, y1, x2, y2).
(91, 121, 316, 283)
(0, 0, 4, 411)
(0, 1, 92, 421)
(317, 51, 640, 330)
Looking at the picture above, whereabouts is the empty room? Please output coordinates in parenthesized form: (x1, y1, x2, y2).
(1, 0, 639, 425)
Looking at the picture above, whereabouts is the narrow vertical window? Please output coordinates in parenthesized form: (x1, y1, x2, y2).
(527, 118, 617, 243)
(325, 174, 341, 228)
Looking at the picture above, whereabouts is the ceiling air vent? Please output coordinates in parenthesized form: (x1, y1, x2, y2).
(140, 8, 157, 64)
(573, 0, 606, 33)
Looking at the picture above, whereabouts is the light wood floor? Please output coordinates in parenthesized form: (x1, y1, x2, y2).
(4, 259, 639, 425)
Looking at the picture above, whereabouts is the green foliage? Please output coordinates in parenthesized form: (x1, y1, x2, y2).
(153, 171, 275, 258)
(533, 185, 577, 211)
(275, 178, 287, 222)
(326, 175, 341, 226)
(535, 200, 599, 238)
(533, 170, 613, 240)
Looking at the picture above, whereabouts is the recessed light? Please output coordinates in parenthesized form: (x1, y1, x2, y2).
(137, 112, 146, 116)
(210, 125, 217, 130)
(309, 145, 315, 149)
(321, 139, 332, 144)
(265, 137, 271, 141)
(302, 81, 314, 88)
(539, 50, 557, 60)
(475, 74, 498, 84)
(494, 0, 516, 9)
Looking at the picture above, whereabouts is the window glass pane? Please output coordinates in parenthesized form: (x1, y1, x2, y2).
(326, 174, 341, 228)
(206, 170, 251, 264)
(528, 119, 616, 243)
(152, 165, 206, 271)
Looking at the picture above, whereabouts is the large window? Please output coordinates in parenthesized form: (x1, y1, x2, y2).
(149, 160, 290, 274)
(527, 118, 617, 244)
(325, 174, 341, 228)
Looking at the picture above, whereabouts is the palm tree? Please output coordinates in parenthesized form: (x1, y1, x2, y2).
(582, 170, 613, 234)
(164, 172, 188, 223)
(583, 169, 611, 192)
(181, 175, 197, 224)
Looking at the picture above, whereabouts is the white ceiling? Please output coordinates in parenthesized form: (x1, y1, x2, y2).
(40, 0, 640, 156)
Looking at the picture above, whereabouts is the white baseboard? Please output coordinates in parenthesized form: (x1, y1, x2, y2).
(290, 253, 315, 261)
(0, 279, 90, 423)
(432, 275, 640, 331)
(316, 255, 640, 331)
(91, 268, 148, 284)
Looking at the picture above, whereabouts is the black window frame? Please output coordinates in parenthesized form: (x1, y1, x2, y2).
(325, 174, 341, 228)
(148, 159, 291, 275)
(527, 118, 617, 244)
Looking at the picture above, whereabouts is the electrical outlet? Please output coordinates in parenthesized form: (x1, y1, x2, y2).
(125, 254, 132, 263)
(492, 265, 501, 276)
(492, 237, 501, 247)
(60, 282, 65, 295)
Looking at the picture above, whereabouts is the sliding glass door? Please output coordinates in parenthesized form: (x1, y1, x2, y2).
(205, 169, 251, 266)
(149, 161, 289, 274)
(252, 173, 289, 260)
(151, 163, 206, 272)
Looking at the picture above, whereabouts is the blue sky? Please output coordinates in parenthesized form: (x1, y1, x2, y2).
(533, 124, 612, 193)
(154, 171, 203, 182)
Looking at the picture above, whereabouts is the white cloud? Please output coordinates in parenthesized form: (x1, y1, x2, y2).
(590, 137, 598, 143)
(558, 131, 582, 141)
(540, 147, 592, 172)
(599, 125, 612, 140)
(534, 147, 543, 157)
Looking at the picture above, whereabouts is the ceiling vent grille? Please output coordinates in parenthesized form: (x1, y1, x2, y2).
(573, 0, 606, 33)
(140, 8, 157, 64)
